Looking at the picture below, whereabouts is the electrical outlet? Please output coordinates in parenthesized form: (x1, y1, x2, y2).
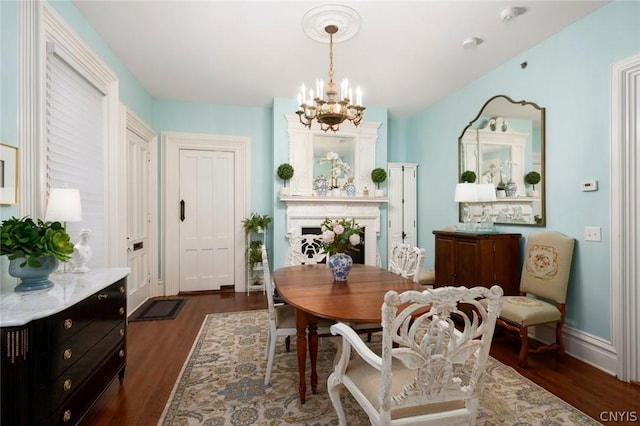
(584, 226, 601, 242)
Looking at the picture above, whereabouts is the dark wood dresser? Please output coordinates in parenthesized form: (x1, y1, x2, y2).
(0, 268, 129, 425)
(433, 230, 521, 295)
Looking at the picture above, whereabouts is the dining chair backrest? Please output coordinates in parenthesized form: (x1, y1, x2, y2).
(285, 234, 326, 265)
(261, 245, 277, 317)
(388, 241, 425, 283)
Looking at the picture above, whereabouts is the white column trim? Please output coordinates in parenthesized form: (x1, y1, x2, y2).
(610, 53, 640, 382)
(161, 132, 250, 295)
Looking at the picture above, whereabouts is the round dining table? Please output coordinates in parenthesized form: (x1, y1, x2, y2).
(272, 263, 423, 403)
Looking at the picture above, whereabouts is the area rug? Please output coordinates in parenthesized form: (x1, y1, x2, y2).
(159, 310, 601, 425)
(129, 298, 186, 321)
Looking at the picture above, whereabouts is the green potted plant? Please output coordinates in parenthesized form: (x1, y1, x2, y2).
(524, 171, 541, 197)
(241, 213, 272, 235)
(277, 163, 294, 196)
(0, 216, 74, 291)
(247, 240, 263, 277)
(461, 170, 477, 183)
(371, 168, 387, 197)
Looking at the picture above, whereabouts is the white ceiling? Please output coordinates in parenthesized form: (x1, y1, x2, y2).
(72, 0, 608, 118)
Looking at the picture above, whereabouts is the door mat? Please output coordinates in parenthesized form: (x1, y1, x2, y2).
(129, 298, 186, 322)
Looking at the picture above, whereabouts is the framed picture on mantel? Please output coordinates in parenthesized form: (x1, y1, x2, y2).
(0, 143, 18, 205)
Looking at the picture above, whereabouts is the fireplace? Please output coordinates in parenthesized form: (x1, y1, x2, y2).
(301, 227, 366, 264)
(282, 196, 387, 266)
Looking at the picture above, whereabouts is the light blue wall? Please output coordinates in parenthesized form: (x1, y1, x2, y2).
(405, 0, 640, 341)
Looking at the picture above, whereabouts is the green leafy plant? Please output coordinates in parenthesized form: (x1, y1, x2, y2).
(276, 163, 294, 187)
(241, 213, 272, 235)
(247, 240, 263, 275)
(461, 170, 477, 183)
(0, 216, 74, 267)
(370, 168, 387, 189)
(525, 171, 541, 190)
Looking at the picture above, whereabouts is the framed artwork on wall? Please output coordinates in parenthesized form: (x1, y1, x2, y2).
(0, 143, 18, 205)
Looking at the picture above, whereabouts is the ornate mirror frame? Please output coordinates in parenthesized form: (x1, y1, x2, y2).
(458, 95, 546, 226)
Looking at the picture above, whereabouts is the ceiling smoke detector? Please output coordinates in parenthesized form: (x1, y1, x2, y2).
(462, 37, 483, 49)
(500, 6, 526, 22)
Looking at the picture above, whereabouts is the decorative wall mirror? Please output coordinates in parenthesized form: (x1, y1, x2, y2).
(458, 95, 545, 226)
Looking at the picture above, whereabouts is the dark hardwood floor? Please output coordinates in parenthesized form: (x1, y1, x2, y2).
(81, 290, 639, 426)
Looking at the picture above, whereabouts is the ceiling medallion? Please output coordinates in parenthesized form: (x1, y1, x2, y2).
(296, 5, 365, 132)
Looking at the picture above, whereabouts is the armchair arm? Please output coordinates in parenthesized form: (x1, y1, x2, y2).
(330, 322, 382, 371)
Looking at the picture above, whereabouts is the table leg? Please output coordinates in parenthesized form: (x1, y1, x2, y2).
(308, 315, 319, 394)
(295, 308, 308, 403)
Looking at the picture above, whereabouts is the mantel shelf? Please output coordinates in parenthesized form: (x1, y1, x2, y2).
(280, 195, 388, 204)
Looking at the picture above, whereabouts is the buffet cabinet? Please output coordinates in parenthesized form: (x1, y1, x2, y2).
(0, 269, 128, 425)
(433, 230, 521, 295)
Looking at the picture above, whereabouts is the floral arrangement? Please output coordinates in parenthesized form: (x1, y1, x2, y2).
(0, 216, 74, 267)
(318, 152, 351, 188)
(320, 218, 362, 254)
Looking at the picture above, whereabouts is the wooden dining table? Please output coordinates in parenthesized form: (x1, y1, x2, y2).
(272, 263, 423, 403)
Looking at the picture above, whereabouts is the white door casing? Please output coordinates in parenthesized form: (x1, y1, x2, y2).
(162, 132, 249, 295)
(178, 150, 235, 291)
(611, 53, 640, 383)
(124, 106, 158, 314)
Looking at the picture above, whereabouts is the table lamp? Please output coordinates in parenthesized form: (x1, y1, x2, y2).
(45, 188, 83, 227)
(454, 183, 478, 228)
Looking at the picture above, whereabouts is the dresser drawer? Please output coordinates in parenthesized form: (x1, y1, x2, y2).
(36, 278, 126, 353)
(33, 323, 126, 420)
(51, 342, 126, 426)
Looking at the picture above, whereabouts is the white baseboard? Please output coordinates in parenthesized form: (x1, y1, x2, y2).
(529, 324, 617, 376)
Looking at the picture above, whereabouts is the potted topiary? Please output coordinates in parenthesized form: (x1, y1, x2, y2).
(277, 163, 294, 197)
(0, 216, 74, 291)
(461, 170, 477, 183)
(524, 171, 541, 197)
(371, 168, 387, 197)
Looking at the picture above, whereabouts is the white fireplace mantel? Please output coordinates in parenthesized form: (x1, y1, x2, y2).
(281, 195, 387, 266)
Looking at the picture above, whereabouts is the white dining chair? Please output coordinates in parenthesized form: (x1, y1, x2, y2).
(388, 241, 425, 283)
(328, 285, 503, 425)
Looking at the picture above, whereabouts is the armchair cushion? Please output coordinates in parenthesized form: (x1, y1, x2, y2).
(498, 296, 562, 327)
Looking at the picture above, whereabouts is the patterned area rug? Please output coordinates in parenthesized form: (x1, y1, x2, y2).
(159, 310, 601, 425)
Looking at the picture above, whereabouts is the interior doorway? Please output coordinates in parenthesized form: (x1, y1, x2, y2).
(162, 132, 250, 295)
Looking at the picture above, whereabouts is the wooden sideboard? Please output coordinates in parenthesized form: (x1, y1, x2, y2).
(433, 230, 521, 295)
(0, 268, 129, 425)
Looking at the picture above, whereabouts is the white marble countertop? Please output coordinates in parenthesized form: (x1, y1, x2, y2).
(0, 267, 130, 327)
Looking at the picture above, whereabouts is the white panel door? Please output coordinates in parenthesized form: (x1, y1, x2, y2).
(387, 163, 418, 262)
(179, 149, 235, 291)
(126, 128, 151, 314)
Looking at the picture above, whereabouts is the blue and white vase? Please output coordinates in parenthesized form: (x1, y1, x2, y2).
(344, 180, 356, 197)
(505, 179, 518, 197)
(314, 177, 329, 196)
(327, 253, 353, 282)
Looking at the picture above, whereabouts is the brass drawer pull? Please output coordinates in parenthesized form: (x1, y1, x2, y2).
(63, 348, 72, 360)
(119, 349, 125, 358)
(119, 307, 125, 315)
(97, 294, 109, 300)
(119, 328, 125, 336)
(64, 319, 73, 329)
(63, 378, 72, 392)
(63, 410, 71, 422)
(120, 286, 125, 293)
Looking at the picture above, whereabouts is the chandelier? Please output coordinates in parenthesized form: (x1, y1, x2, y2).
(296, 25, 365, 133)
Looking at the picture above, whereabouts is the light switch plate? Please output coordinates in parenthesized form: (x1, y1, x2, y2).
(581, 180, 598, 191)
(584, 226, 601, 242)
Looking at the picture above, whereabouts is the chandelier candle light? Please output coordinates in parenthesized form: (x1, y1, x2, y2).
(296, 25, 365, 132)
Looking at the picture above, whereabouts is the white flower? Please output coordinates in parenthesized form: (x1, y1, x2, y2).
(333, 224, 344, 235)
(322, 230, 335, 244)
(326, 152, 339, 160)
(349, 234, 361, 246)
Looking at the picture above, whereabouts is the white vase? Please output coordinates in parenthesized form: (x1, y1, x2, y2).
(280, 187, 290, 197)
(375, 189, 384, 197)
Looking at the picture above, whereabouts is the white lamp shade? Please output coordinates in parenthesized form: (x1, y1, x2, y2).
(476, 183, 497, 202)
(45, 188, 83, 222)
(454, 183, 478, 203)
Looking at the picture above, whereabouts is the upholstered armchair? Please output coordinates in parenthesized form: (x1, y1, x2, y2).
(328, 285, 503, 425)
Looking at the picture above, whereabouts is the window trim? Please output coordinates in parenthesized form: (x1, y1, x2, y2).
(18, 2, 125, 266)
